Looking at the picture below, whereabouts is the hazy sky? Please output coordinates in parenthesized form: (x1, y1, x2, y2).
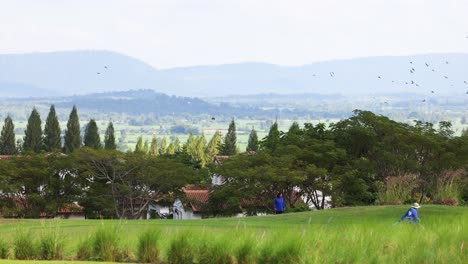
(1, 0, 468, 68)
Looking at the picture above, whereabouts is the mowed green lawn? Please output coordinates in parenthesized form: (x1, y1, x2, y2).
(0, 205, 466, 263)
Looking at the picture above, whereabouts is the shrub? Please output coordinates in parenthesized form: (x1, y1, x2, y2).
(167, 232, 196, 264)
(92, 226, 121, 262)
(137, 229, 161, 263)
(0, 238, 9, 259)
(376, 175, 419, 205)
(39, 227, 65, 260)
(13, 229, 37, 260)
(432, 170, 463, 205)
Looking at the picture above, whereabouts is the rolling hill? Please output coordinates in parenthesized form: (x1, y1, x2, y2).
(1, 50, 468, 97)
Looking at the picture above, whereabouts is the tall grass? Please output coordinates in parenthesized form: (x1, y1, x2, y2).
(167, 231, 197, 264)
(38, 223, 65, 260)
(197, 235, 236, 264)
(137, 229, 161, 263)
(91, 225, 121, 262)
(0, 238, 9, 259)
(13, 228, 37, 260)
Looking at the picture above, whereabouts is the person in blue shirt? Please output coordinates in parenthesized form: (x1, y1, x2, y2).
(399, 203, 421, 223)
(274, 192, 285, 214)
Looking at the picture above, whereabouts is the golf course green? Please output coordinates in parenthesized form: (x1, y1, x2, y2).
(0, 205, 466, 263)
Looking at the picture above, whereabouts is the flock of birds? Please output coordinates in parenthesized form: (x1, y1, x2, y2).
(94, 36, 468, 106)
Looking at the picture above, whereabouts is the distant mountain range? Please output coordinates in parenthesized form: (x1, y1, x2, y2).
(1, 50, 468, 98)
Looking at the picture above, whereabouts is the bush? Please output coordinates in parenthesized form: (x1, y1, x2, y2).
(376, 175, 419, 205)
(0, 238, 9, 259)
(432, 170, 463, 205)
(39, 226, 65, 260)
(167, 232, 196, 264)
(137, 229, 161, 263)
(92, 226, 121, 262)
(13, 229, 37, 260)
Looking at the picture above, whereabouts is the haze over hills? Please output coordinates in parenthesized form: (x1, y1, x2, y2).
(1, 50, 468, 98)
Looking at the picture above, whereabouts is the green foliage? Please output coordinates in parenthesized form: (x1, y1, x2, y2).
(220, 119, 237, 156)
(0, 238, 9, 259)
(149, 136, 159, 156)
(84, 119, 102, 149)
(91, 226, 121, 262)
(206, 131, 222, 161)
(63, 106, 81, 153)
(76, 237, 93, 261)
(43, 105, 62, 152)
(160, 137, 167, 155)
(23, 107, 43, 153)
(13, 229, 37, 260)
(261, 121, 280, 151)
(198, 236, 236, 264)
(246, 128, 258, 152)
(0, 116, 16, 155)
(137, 229, 162, 263)
(39, 225, 65, 260)
(104, 121, 116, 150)
(167, 232, 196, 264)
(235, 235, 257, 264)
(134, 136, 145, 153)
(258, 234, 304, 264)
(376, 175, 419, 205)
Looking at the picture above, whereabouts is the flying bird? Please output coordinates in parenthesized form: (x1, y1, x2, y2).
(377, 76, 382, 79)
(104, 66, 108, 69)
(97, 72, 101, 75)
(446, 61, 449, 64)
(425, 63, 429, 67)
(211, 117, 215, 120)
(444, 76, 449, 79)
(422, 99, 426, 102)
(431, 90, 434, 93)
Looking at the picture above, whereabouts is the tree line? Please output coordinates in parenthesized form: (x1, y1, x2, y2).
(209, 110, 468, 215)
(0, 107, 467, 218)
(0, 106, 116, 155)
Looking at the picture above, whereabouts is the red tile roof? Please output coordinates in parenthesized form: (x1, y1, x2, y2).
(0, 155, 12, 160)
(183, 189, 209, 212)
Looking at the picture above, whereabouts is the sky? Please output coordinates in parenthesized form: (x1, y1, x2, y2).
(1, 0, 468, 69)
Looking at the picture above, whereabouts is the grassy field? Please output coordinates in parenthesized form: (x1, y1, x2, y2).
(0, 205, 466, 263)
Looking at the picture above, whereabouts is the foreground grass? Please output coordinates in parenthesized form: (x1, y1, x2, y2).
(0, 205, 466, 263)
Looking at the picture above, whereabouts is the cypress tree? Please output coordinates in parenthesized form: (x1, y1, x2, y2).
(0, 116, 16, 155)
(160, 137, 167, 155)
(135, 136, 144, 153)
(195, 134, 207, 167)
(174, 137, 181, 153)
(84, 119, 102, 149)
(149, 136, 159, 156)
(64, 106, 81, 153)
(44, 105, 62, 151)
(220, 119, 237, 156)
(23, 107, 43, 153)
(262, 121, 280, 151)
(246, 128, 259, 152)
(104, 122, 116, 150)
(205, 131, 221, 161)
(143, 140, 149, 154)
(167, 142, 176, 154)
